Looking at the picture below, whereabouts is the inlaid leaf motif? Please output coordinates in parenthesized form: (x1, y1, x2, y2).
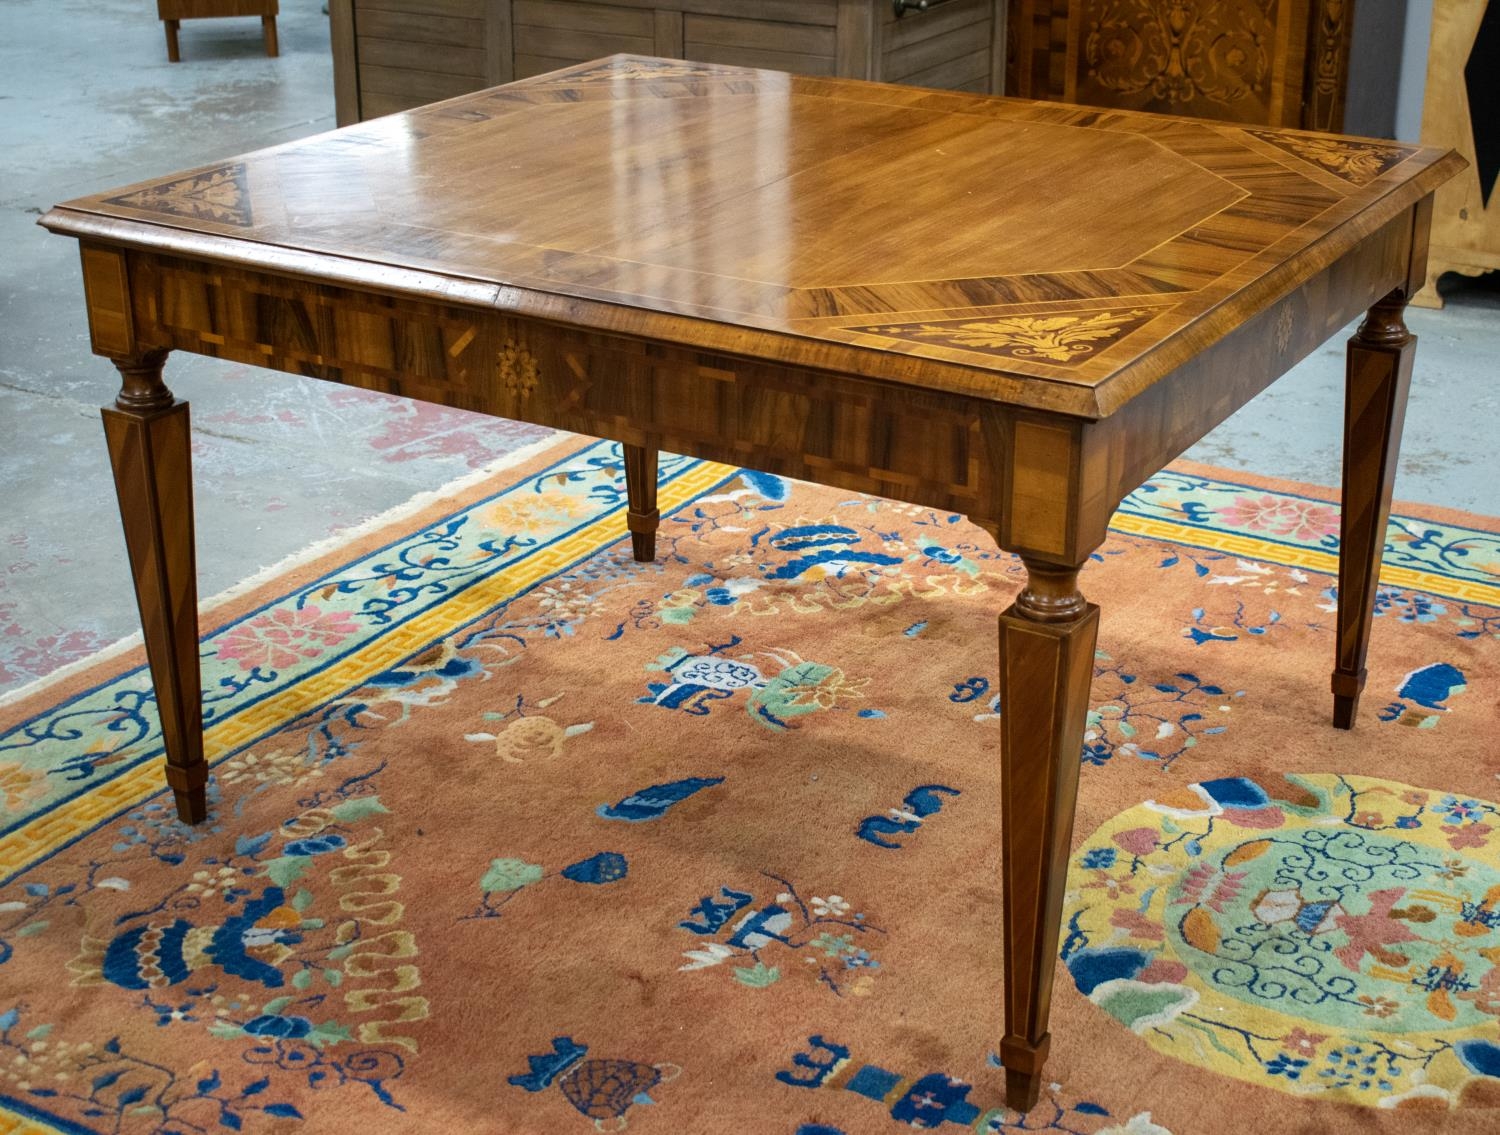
(909, 309, 1154, 362)
(105, 164, 253, 227)
(1247, 130, 1411, 185)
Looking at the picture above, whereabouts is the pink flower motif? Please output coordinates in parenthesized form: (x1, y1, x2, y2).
(1109, 908, 1164, 940)
(1218, 494, 1340, 543)
(1178, 862, 1217, 904)
(1207, 870, 1248, 913)
(1281, 1028, 1327, 1058)
(1445, 823, 1494, 851)
(1222, 806, 1286, 830)
(1137, 958, 1188, 985)
(1113, 826, 1159, 856)
(215, 605, 361, 673)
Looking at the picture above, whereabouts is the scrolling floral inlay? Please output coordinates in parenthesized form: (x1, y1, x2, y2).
(1303, 0, 1352, 131)
(537, 58, 732, 86)
(1081, 0, 1276, 108)
(1246, 130, 1413, 185)
(1274, 304, 1294, 354)
(850, 309, 1159, 366)
(499, 339, 540, 399)
(104, 163, 253, 227)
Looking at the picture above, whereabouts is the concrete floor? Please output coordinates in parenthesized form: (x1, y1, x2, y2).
(1, 0, 1496, 698)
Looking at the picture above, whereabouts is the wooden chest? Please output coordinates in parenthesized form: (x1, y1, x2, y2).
(330, 0, 1007, 125)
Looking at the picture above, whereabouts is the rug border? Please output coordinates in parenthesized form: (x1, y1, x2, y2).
(1168, 457, 1500, 534)
(0, 431, 568, 717)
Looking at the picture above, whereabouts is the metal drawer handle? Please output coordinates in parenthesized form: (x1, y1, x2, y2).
(893, 0, 956, 14)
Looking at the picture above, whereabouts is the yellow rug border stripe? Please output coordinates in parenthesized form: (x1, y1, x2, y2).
(3, 468, 1494, 884)
(1111, 513, 1500, 607)
(0, 1108, 59, 1134)
(0, 460, 732, 882)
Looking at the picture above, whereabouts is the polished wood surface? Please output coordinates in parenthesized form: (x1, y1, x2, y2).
(1414, 0, 1498, 305)
(56, 57, 1455, 420)
(156, 0, 279, 62)
(41, 57, 1461, 1112)
(328, 0, 1005, 125)
(1007, 0, 1355, 132)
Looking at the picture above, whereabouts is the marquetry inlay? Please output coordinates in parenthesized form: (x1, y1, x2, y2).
(50, 54, 1459, 417)
(1275, 304, 1295, 354)
(104, 163, 252, 227)
(1080, 0, 1276, 110)
(498, 339, 540, 400)
(851, 309, 1160, 366)
(537, 57, 729, 84)
(1244, 130, 1414, 185)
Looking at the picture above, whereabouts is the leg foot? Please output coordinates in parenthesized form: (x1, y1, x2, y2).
(1001, 1033, 1049, 1112)
(262, 14, 279, 57)
(102, 351, 208, 824)
(1333, 289, 1414, 729)
(999, 558, 1098, 1113)
(623, 443, 659, 563)
(164, 19, 181, 62)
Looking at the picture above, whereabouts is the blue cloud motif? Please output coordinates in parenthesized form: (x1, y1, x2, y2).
(1397, 662, 1467, 710)
(856, 784, 960, 849)
(742, 470, 788, 501)
(762, 525, 902, 582)
(597, 777, 724, 822)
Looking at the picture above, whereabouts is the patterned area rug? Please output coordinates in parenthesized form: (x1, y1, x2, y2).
(0, 434, 1495, 1134)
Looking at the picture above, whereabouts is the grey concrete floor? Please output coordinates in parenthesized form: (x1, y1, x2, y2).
(1, 0, 1496, 697)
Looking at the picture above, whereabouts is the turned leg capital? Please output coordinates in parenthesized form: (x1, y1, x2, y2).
(110, 349, 175, 412)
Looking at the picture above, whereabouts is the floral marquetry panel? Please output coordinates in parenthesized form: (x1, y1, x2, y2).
(1009, 0, 1357, 132)
(1077, 0, 1284, 122)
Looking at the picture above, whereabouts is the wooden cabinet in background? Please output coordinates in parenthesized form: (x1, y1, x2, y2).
(329, 0, 1007, 125)
(1414, 0, 1499, 306)
(1006, 0, 1356, 131)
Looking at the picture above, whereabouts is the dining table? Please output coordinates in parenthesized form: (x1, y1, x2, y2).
(40, 55, 1463, 1110)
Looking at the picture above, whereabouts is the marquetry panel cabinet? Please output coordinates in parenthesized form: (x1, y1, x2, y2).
(329, 0, 1006, 124)
(1007, 0, 1357, 132)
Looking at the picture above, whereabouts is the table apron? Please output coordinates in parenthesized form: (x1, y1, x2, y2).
(80, 203, 1416, 562)
(98, 248, 1048, 531)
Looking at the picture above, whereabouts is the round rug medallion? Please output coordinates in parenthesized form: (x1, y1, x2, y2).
(1062, 773, 1500, 1109)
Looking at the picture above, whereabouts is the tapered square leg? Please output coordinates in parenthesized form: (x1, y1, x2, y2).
(102, 352, 207, 824)
(262, 15, 279, 57)
(998, 560, 1099, 1113)
(1333, 289, 1415, 728)
(163, 19, 181, 62)
(623, 443, 659, 563)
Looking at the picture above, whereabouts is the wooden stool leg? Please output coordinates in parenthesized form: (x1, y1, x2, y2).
(164, 19, 181, 63)
(262, 15, 279, 57)
(1332, 288, 1415, 728)
(623, 443, 659, 562)
(102, 351, 208, 825)
(998, 558, 1099, 1112)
